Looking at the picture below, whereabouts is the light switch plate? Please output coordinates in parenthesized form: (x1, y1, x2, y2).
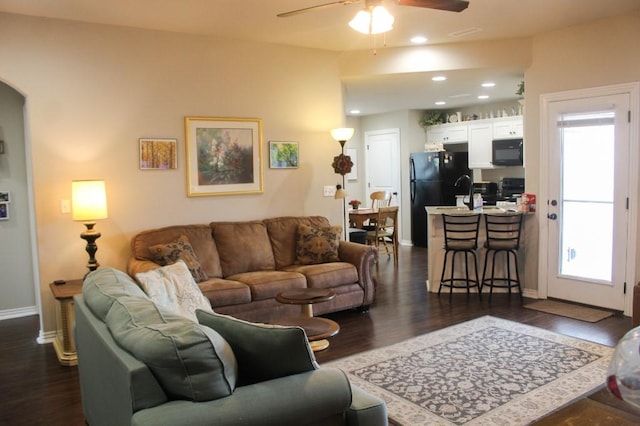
(61, 199, 71, 214)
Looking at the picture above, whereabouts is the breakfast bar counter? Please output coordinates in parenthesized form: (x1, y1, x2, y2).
(425, 206, 531, 293)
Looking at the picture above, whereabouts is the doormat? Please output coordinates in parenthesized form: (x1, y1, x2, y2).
(524, 299, 613, 322)
(325, 316, 612, 425)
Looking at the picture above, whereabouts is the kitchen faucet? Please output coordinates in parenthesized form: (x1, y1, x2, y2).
(454, 174, 473, 209)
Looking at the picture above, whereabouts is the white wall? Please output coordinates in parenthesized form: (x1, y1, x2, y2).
(0, 82, 36, 316)
(0, 13, 346, 334)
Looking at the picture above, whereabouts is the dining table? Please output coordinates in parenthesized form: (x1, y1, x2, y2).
(348, 207, 378, 229)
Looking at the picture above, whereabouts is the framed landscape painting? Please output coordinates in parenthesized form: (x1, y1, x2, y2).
(185, 116, 263, 197)
(139, 138, 177, 170)
(269, 141, 299, 169)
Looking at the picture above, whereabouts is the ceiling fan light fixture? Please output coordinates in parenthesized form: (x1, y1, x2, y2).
(349, 5, 394, 35)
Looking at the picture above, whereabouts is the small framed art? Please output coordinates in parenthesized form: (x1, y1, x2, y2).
(0, 203, 8, 220)
(0, 191, 9, 203)
(269, 141, 299, 169)
(139, 138, 177, 170)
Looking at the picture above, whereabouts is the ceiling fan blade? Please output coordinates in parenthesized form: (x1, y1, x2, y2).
(277, 0, 361, 18)
(397, 0, 469, 12)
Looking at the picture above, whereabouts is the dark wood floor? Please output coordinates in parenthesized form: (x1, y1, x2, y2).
(2, 245, 640, 425)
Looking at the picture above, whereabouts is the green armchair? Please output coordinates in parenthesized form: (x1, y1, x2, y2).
(74, 268, 387, 426)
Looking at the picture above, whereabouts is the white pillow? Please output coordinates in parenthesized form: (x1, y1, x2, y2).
(135, 260, 213, 321)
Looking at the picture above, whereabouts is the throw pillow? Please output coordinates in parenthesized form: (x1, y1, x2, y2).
(149, 234, 208, 282)
(135, 260, 213, 322)
(295, 223, 341, 265)
(106, 296, 237, 402)
(196, 310, 316, 386)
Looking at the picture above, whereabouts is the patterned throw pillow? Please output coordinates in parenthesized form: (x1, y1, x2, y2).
(295, 224, 341, 265)
(149, 235, 208, 282)
(135, 260, 213, 322)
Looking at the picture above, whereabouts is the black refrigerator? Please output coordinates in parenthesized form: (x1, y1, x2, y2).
(409, 151, 470, 247)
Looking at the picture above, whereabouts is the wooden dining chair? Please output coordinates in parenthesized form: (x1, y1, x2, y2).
(363, 191, 393, 230)
(369, 191, 392, 208)
(365, 206, 399, 266)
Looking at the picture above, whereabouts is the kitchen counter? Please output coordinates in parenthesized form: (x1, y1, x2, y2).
(425, 206, 531, 293)
(425, 206, 521, 216)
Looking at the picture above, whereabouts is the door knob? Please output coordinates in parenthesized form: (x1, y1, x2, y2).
(548, 213, 557, 220)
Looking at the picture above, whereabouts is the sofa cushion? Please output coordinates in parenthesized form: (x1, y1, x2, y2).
(106, 295, 237, 402)
(131, 225, 223, 279)
(196, 310, 316, 387)
(264, 216, 331, 269)
(283, 262, 359, 289)
(148, 235, 208, 283)
(227, 270, 306, 301)
(135, 260, 213, 321)
(295, 223, 342, 265)
(83, 268, 149, 321)
(210, 221, 275, 277)
(198, 278, 252, 307)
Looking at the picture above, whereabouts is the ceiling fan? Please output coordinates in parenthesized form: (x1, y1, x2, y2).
(277, 0, 470, 18)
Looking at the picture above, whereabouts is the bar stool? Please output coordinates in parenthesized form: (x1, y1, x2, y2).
(438, 213, 482, 299)
(481, 213, 524, 300)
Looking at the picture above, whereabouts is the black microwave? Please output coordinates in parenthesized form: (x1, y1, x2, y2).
(492, 138, 523, 166)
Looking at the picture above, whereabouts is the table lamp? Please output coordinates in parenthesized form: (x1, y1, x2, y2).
(72, 180, 108, 274)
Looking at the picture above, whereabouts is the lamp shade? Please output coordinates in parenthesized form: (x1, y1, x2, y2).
(349, 6, 394, 35)
(335, 187, 348, 200)
(72, 180, 108, 222)
(330, 128, 355, 143)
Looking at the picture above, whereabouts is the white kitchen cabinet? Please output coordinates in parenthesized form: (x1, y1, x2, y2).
(426, 123, 468, 144)
(492, 117, 523, 139)
(468, 122, 494, 169)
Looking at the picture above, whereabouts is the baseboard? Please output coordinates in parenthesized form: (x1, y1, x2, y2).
(0, 306, 38, 321)
(37, 329, 56, 344)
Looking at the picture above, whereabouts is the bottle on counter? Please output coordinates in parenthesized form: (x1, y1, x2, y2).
(473, 193, 483, 211)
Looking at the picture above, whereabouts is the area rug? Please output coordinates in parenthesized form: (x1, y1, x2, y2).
(524, 299, 613, 322)
(324, 316, 613, 425)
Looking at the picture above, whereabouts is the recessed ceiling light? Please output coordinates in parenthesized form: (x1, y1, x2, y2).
(478, 95, 490, 99)
(350, 109, 361, 114)
(481, 82, 496, 88)
(410, 35, 428, 44)
(432, 76, 447, 82)
(435, 101, 446, 105)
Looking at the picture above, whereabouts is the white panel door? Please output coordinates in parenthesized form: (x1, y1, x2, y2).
(365, 128, 401, 207)
(546, 93, 630, 309)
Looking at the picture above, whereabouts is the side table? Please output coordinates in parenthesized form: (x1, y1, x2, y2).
(275, 288, 336, 317)
(275, 288, 340, 351)
(49, 279, 83, 366)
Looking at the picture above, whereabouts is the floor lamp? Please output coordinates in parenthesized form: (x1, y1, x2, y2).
(331, 128, 355, 240)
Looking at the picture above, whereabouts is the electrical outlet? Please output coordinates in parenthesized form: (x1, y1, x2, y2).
(61, 199, 71, 214)
(323, 185, 336, 197)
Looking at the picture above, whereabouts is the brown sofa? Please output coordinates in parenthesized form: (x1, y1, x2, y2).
(127, 216, 378, 323)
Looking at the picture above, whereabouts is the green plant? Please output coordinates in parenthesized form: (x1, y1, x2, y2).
(419, 110, 446, 129)
(516, 80, 525, 97)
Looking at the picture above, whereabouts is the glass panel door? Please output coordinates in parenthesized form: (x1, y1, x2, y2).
(559, 112, 614, 283)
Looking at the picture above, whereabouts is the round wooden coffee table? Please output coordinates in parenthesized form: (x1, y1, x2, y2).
(275, 288, 339, 351)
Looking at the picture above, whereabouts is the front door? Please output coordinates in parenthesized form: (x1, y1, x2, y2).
(544, 92, 630, 310)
